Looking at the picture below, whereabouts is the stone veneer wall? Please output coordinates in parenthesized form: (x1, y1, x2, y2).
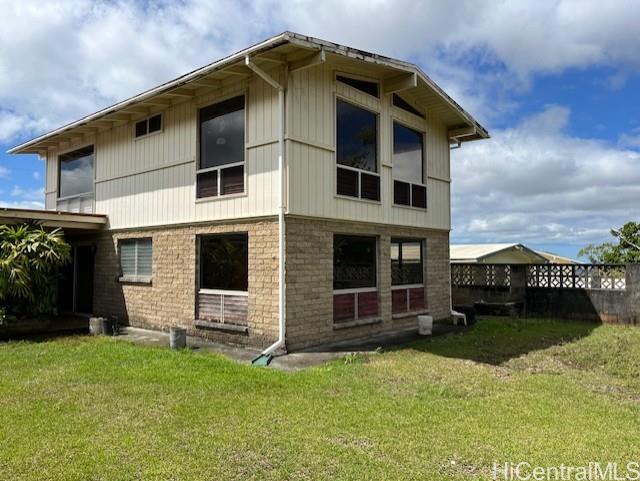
(285, 216, 451, 351)
(91, 215, 450, 351)
(92, 218, 280, 347)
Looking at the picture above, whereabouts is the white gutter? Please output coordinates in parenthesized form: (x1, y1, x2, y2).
(245, 56, 287, 360)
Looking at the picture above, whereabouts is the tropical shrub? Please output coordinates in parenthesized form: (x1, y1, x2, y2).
(0, 223, 71, 317)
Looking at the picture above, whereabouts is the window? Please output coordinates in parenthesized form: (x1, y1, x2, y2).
(197, 96, 245, 199)
(200, 234, 248, 292)
(58, 145, 94, 199)
(336, 75, 379, 97)
(393, 94, 423, 117)
(391, 239, 425, 314)
(334, 235, 377, 290)
(336, 99, 380, 201)
(333, 235, 378, 323)
(391, 239, 423, 285)
(135, 114, 162, 138)
(119, 238, 152, 280)
(393, 122, 426, 209)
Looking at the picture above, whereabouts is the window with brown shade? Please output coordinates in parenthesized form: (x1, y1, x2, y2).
(197, 96, 245, 199)
(391, 239, 426, 315)
(333, 235, 379, 323)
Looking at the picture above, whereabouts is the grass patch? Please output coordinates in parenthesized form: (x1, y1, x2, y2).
(0, 318, 638, 480)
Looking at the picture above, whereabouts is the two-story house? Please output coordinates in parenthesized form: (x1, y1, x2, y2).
(8, 32, 488, 357)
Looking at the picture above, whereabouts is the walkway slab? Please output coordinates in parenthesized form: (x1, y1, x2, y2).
(113, 323, 468, 371)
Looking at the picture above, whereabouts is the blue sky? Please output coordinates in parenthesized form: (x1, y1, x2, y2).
(1, 1, 639, 260)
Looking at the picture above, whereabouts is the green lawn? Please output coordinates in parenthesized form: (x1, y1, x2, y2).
(1, 318, 639, 481)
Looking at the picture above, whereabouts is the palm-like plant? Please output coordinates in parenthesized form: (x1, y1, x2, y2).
(0, 223, 71, 316)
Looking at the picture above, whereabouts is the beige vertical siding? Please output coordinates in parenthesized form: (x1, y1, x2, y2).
(93, 72, 282, 229)
(42, 60, 451, 230)
(286, 61, 451, 230)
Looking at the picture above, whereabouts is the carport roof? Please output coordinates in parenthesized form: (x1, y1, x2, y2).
(0, 208, 107, 231)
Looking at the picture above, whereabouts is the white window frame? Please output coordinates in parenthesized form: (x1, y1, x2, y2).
(334, 95, 382, 203)
(134, 113, 163, 140)
(391, 119, 427, 209)
(195, 93, 248, 202)
(118, 238, 153, 283)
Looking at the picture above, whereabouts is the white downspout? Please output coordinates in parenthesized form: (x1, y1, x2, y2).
(245, 56, 286, 358)
(448, 143, 466, 326)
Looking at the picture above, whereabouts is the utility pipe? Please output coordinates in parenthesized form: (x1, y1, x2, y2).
(245, 56, 286, 363)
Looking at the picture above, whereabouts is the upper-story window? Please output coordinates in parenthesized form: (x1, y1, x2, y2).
(393, 122, 426, 209)
(392, 94, 423, 117)
(336, 99, 380, 201)
(336, 75, 379, 98)
(135, 114, 162, 138)
(197, 95, 245, 199)
(58, 145, 94, 199)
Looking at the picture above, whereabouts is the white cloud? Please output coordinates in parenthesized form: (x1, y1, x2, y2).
(0, 166, 9, 179)
(32, 171, 40, 180)
(2, 0, 640, 143)
(451, 105, 640, 246)
(10, 185, 44, 203)
(619, 127, 640, 149)
(1, 0, 639, 250)
(0, 200, 44, 210)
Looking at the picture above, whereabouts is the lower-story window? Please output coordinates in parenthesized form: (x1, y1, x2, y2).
(333, 234, 379, 323)
(197, 233, 248, 327)
(391, 239, 426, 314)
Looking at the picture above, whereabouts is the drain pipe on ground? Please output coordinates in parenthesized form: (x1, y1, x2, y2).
(245, 56, 286, 366)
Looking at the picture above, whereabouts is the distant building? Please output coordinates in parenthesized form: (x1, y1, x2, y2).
(534, 250, 580, 264)
(450, 243, 577, 264)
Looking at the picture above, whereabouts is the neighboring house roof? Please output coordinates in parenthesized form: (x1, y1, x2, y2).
(450, 243, 548, 264)
(9, 31, 489, 155)
(534, 250, 581, 265)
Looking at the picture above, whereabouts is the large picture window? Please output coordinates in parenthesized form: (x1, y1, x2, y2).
(197, 233, 249, 328)
(336, 99, 380, 201)
(393, 122, 426, 209)
(58, 146, 94, 199)
(200, 234, 248, 292)
(334, 235, 377, 290)
(197, 96, 245, 199)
